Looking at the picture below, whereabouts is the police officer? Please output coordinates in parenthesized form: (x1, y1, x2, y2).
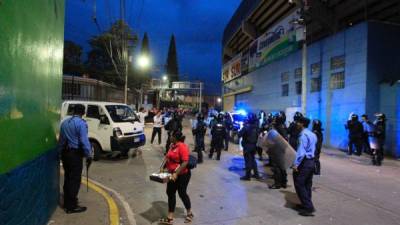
(292, 116, 317, 216)
(193, 113, 207, 163)
(372, 113, 386, 166)
(361, 114, 372, 154)
(165, 111, 183, 153)
(288, 112, 303, 150)
(223, 112, 233, 151)
(209, 113, 226, 160)
(312, 120, 323, 175)
(59, 104, 92, 214)
(269, 112, 289, 189)
(345, 113, 364, 155)
(238, 113, 260, 180)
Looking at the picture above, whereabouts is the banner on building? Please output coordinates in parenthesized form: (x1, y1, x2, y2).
(223, 9, 301, 79)
(222, 53, 242, 83)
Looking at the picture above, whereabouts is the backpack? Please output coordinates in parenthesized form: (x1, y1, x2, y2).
(187, 155, 198, 170)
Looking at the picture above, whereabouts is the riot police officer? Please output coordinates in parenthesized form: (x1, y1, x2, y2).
(372, 113, 386, 166)
(223, 112, 233, 151)
(269, 111, 289, 189)
(345, 114, 364, 155)
(165, 111, 183, 153)
(312, 119, 323, 175)
(193, 114, 207, 163)
(209, 113, 226, 160)
(238, 113, 260, 180)
(59, 104, 92, 214)
(288, 112, 304, 150)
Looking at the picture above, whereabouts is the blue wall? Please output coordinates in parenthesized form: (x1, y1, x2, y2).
(234, 22, 369, 149)
(368, 22, 400, 157)
(0, 149, 59, 225)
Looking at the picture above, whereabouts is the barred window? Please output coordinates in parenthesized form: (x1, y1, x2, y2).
(294, 68, 302, 79)
(311, 77, 321, 92)
(311, 62, 321, 76)
(282, 84, 289, 96)
(331, 55, 345, 70)
(281, 72, 289, 82)
(330, 72, 345, 89)
(296, 81, 302, 95)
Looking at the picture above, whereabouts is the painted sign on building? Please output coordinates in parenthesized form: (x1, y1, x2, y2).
(222, 53, 242, 83)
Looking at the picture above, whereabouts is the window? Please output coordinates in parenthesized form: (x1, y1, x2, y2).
(294, 68, 302, 79)
(296, 81, 302, 95)
(281, 72, 289, 82)
(330, 72, 345, 89)
(311, 62, 321, 76)
(86, 105, 100, 119)
(67, 104, 86, 116)
(282, 84, 289, 96)
(311, 77, 321, 92)
(331, 55, 345, 70)
(105, 105, 139, 122)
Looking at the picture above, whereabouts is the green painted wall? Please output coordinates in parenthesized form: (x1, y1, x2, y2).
(0, 0, 65, 174)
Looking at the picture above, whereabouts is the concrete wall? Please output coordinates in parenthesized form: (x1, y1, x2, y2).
(0, 0, 65, 224)
(232, 22, 369, 149)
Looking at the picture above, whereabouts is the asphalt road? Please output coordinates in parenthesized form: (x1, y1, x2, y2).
(87, 118, 400, 225)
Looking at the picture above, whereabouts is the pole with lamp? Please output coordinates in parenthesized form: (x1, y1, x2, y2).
(125, 54, 151, 106)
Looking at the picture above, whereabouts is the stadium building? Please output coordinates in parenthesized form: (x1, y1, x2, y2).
(221, 0, 400, 157)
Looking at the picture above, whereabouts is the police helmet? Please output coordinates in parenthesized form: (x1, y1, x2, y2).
(217, 113, 224, 122)
(293, 111, 304, 122)
(298, 117, 311, 128)
(351, 114, 359, 121)
(247, 112, 258, 124)
(375, 112, 386, 121)
(197, 113, 204, 121)
(312, 119, 322, 130)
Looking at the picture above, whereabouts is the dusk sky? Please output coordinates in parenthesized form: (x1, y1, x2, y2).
(64, 0, 242, 94)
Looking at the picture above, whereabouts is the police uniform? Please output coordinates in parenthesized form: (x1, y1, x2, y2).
(293, 127, 317, 215)
(193, 117, 207, 163)
(238, 118, 260, 180)
(59, 116, 92, 212)
(209, 118, 226, 160)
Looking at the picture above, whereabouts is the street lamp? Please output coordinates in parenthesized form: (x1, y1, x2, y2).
(136, 54, 151, 69)
(217, 97, 222, 103)
(162, 75, 168, 81)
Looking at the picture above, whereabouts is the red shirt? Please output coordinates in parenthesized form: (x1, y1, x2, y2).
(166, 142, 189, 175)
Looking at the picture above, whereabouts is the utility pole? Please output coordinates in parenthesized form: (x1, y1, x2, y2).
(199, 82, 202, 113)
(120, 0, 129, 104)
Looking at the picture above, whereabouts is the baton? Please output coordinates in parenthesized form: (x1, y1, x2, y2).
(86, 164, 89, 192)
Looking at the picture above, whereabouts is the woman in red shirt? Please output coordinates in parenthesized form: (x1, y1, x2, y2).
(160, 131, 193, 224)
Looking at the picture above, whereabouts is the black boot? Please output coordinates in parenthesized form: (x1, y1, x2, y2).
(240, 170, 251, 181)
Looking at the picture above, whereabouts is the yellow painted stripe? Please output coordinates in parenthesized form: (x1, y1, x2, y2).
(82, 178, 120, 225)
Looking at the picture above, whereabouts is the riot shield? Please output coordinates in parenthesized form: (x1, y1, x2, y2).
(258, 129, 296, 170)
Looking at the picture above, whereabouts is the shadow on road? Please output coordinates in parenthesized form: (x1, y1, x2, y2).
(280, 190, 301, 211)
(140, 201, 185, 223)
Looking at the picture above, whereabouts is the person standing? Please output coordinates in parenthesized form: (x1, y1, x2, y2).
(361, 114, 372, 154)
(288, 112, 304, 150)
(159, 131, 193, 224)
(192, 114, 207, 163)
(223, 112, 233, 151)
(345, 114, 364, 156)
(269, 113, 289, 189)
(238, 113, 260, 181)
(209, 113, 226, 160)
(59, 104, 92, 214)
(165, 112, 183, 154)
(372, 113, 386, 166)
(151, 110, 163, 144)
(292, 117, 317, 216)
(137, 107, 148, 128)
(312, 119, 323, 175)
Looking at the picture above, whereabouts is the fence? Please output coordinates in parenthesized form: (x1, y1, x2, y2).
(62, 75, 138, 105)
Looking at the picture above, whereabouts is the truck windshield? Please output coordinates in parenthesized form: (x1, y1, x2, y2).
(105, 105, 139, 123)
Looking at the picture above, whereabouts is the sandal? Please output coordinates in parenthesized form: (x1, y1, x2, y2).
(159, 217, 174, 224)
(184, 213, 194, 223)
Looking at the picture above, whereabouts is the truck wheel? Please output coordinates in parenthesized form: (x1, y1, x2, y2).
(91, 141, 102, 161)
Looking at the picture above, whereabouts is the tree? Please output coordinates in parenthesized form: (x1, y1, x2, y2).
(140, 32, 150, 55)
(166, 34, 179, 83)
(63, 40, 84, 75)
(86, 20, 138, 86)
